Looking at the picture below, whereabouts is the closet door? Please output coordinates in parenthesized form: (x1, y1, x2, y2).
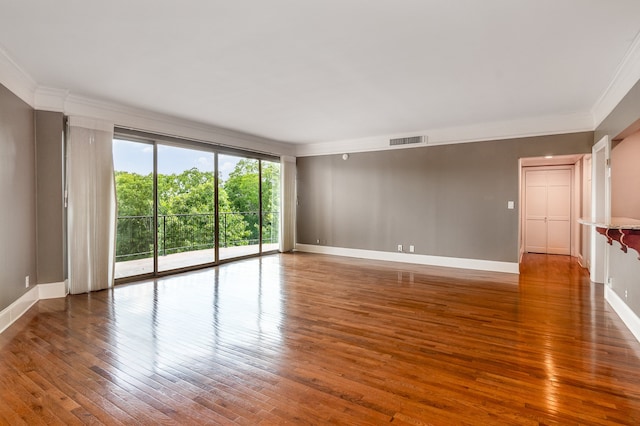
(524, 169, 571, 255)
(545, 170, 572, 254)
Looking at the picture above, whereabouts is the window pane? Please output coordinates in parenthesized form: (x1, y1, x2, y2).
(157, 144, 215, 271)
(219, 155, 259, 260)
(113, 139, 154, 279)
(261, 160, 280, 251)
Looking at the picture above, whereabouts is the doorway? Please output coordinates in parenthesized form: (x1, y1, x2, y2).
(519, 154, 586, 260)
(523, 167, 572, 255)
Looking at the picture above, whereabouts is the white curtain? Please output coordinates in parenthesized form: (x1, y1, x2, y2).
(279, 155, 296, 252)
(66, 117, 116, 294)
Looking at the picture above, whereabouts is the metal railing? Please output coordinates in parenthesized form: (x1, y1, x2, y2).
(115, 211, 279, 262)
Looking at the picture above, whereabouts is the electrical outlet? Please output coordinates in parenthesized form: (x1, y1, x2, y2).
(25, 275, 29, 288)
(397, 244, 403, 252)
(316, 239, 320, 244)
(409, 245, 415, 253)
(625, 289, 628, 300)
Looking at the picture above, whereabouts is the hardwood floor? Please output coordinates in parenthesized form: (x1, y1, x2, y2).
(1, 253, 640, 425)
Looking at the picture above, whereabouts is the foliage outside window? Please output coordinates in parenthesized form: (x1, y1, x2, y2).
(114, 153, 280, 264)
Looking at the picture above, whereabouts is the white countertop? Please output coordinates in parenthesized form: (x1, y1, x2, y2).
(578, 217, 640, 230)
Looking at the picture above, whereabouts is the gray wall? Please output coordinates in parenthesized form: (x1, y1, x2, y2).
(297, 132, 593, 263)
(35, 110, 65, 284)
(596, 78, 640, 317)
(0, 84, 36, 311)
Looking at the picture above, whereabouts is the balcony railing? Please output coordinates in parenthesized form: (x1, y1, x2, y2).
(115, 211, 279, 262)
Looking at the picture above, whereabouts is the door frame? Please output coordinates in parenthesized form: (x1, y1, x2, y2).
(589, 135, 611, 284)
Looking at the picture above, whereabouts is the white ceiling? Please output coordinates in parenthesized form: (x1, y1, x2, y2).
(1, 0, 640, 148)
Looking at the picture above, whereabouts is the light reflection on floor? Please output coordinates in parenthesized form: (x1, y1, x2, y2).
(109, 256, 284, 380)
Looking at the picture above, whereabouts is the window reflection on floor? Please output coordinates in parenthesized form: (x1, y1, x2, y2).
(109, 256, 284, 378)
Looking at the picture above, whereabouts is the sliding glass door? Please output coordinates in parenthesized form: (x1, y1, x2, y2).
(261, 160, 280, 252)
(218, 154, 260, 261)
(157, 144, 216, 272)
(113, 132, 280, 281)
(113, 139, 154, 279)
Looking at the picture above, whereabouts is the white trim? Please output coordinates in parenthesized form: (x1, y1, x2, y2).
(592, 31, 640, 128)
(605, 286, 640, 345)
(34, 86, 68, 112)
(0, 287, 39, 334)
(590, 136, 611, 284)
(577, 253, 587, 269)
(295, 112, 594, 157)
(0, 282, 67, 335)
(38, 281, 68, 300)
(64, 94, 295, 157)
(295, 244, 520, 274)
(0, 45, 37, 107)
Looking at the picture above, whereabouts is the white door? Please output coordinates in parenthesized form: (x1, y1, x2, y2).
(524, 168, 572, 254)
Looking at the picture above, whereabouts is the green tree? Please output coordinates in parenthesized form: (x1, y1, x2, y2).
(224, 159, 260, 243)
(261, 161, 280, 245)
(115, 167, 251, 259)
(157, 168, 215, 254)
(218, 185, 251, 247)
(114, 171, 154, 260)
(114, 160, 281, 261)
(115, 171, 153, 216)
(223, 159, 280, 245)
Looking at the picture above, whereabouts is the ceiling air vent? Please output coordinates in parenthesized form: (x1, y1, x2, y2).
(389, 135, 425, 146)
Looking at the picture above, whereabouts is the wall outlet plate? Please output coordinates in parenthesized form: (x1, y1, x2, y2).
(397, 244, 403, 252)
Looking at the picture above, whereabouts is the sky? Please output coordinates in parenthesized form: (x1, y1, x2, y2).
(113, 139, 241, 181)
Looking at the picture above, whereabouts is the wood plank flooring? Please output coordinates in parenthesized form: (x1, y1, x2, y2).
(1, 253, 640, 424)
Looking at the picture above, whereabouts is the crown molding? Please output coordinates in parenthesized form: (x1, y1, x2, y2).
(0, 45, 37, 107)
(34, 86, 68, 112)
(592, 30, 640, 128)
(295, 112, 595, 157)
(31, 87, 296, 157)
(62, 94, 296, 157)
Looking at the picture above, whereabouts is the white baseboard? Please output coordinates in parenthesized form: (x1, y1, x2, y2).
(0, 281, 67, 335)
(605, 286, 640, 345)
(577, 254, 589, 270)
(0, 286, 39, 334)
(39, 280, 68, 300)
(295, 244, 520, 274)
